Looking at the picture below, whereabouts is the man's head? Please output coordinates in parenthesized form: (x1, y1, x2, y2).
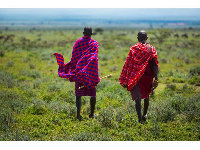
(137, 30, 148, 43)
(83, 27, 92, 36)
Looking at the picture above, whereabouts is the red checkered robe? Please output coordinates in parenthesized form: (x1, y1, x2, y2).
(53, 36, 100, 96)
(119, 43, 158, 98)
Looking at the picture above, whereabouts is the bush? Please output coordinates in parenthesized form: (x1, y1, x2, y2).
(70, 132, 96, 141)
(150, 100, 177, 123)
(0, 90, 27, 113)
(109, 65, 119, 72)
(181, 84, 196, 93)
(166, 77, 185, 83)
(184, 57, 191, 64)
(0, 50, 5, 57)
(150, 93, 200, 123)
(188, 76, 200, 85)
(18, 76, 28, 82)
(48, 101, 76, 116)
(98, 54, 113, 61)
(160, 58, 168, 63)
(0, 71, 16, 88)
(21, 70, 41, 79)
(47, 82, 61, 92)
(165, 84, 176, 91)
(98, 106, 114, 127)
(189, 66, 200, 76)
(33, 78, 42, 89)
(94, 28, 104, 34)
(6, 61, 14, 67)
(29, 63, 36, 69)
(23, 57, 31, 63)
(27, 99, 47, 115)
(28, 71, 41, 79)
(0, 107, 13, 131)
(115, 108, 125, 123)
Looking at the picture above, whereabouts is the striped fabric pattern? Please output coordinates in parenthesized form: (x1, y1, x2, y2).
(119, 43, 158, 91)
(53, 36, 100, 89)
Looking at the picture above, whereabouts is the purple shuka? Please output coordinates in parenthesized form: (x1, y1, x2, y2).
(53, 36, 100, 96)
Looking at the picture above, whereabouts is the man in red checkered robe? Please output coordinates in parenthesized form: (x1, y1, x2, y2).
(54, 27, 100, 120)
(119, 30, 159, 123)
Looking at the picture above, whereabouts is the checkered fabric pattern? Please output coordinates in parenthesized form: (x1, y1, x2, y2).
(53, 36, 100, 89)
(119, 43, 158, 91)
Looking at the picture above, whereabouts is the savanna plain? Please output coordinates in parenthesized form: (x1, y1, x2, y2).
(0, 27, 200, 141)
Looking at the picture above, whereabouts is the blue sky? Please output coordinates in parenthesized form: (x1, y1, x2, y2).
(0, 8, 200, 21)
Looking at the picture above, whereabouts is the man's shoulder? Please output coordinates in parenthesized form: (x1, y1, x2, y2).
(130, 43, 140, 50)
(131, 43, 155, 49)
(75, 37, 84, 43)
(91, 38, 98, 42)
(90, 38, 99, 46)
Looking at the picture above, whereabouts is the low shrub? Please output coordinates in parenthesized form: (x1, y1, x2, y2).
(0, 71, 17, 88)
(21, 70, 41, 79)
(48, 101, 76, 116)
(188, 76, 200, 85)
(184, 57, 191, 64)
(109, 65, 119, 72)
(0, 107, 14, 131)
(0, 50, 5, 57)
(98, 106, 114, 127)
(115, 107, 125, 123)
(160, 58, 168, 63)
(165, 84, 176, 91)
(70, 132, 97, 141)
(166, 77, 185, 83)
(29, 63, 36, 69)
(18, 76, 28, 82)
(180, 84, 196, 93)
(6, 61, 14, 67)
(27, 99, 47, 115)
(189, 66, 200, 76)
(23, 57, 31, 63)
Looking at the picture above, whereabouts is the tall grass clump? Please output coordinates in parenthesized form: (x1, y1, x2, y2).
(0, 71, 17, 88)
(189, 66, 200, 76)
(149, 91, 200, 123)
(48, 101, 76, 116)
(0, 50, 5, 57)
(6, 61, 14, 68)
(0, 106, 14, 132)
(98, 106, 114, 127)
(27, 99, 47, 115)
(21, 70, 41, 79)
(29, 63, 36, 69)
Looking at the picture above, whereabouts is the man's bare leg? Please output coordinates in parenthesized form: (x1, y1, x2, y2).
(131, 84, 142, 123)
(142, 97, 149, 122)
(76, 96, 82, 120)
(89, 97, 96, 118)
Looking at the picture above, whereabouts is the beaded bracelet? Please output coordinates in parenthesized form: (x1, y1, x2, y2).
(154, 80, 159, 83)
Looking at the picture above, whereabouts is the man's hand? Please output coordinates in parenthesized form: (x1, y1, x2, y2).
(152, 80, 158, 90)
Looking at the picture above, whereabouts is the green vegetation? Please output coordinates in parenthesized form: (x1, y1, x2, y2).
(0, 28, 199, 141)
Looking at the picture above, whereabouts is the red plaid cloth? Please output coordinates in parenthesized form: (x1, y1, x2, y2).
(119, 43, 158, 91)
(53, 36, 100, 89)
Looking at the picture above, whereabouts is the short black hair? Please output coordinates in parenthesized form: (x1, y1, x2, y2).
(83, 27, 92, 36)
(137, 30, 148, 43)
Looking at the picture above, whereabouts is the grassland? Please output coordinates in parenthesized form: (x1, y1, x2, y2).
(0, 27, 199, 141)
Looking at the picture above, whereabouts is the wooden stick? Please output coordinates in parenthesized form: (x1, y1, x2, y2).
(78, 74, 112, 89)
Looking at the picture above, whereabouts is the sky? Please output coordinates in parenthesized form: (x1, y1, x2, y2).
(0, 1, 200, 28)
(1, 0, 200, 8)
(0, 8, 200, 21)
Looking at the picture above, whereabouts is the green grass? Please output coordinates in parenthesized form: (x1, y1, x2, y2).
(0, 28, 200, 141)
